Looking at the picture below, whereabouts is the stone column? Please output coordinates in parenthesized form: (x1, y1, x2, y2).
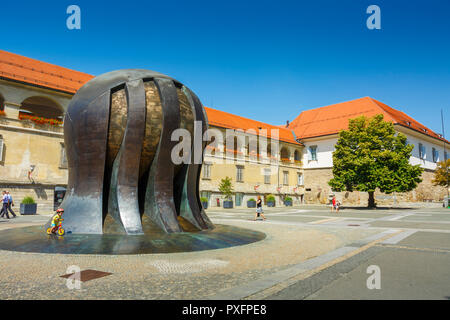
(3, 101, 21, 119)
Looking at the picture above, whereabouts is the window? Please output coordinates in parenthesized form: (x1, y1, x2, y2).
(0, 135, 4, 162)
(60, 143, 68, 168)
(236, 165, 244, 182)
(432, 148, 439, 163)
(283, 171, 289, 186)
(297, 173, 304, 186)
(445, 151, 448, 160)
(294, 149, 301, 163)
(202, 163, 211, 179)
(419, 143, 426, 160)
(264, 168, 271, 184)
(309, 146, 317, 161)
(235, 192, 244, 206)
(0, 95, 4, 112)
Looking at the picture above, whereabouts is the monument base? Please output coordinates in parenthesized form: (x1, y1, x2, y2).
(0, 224, 265, 255)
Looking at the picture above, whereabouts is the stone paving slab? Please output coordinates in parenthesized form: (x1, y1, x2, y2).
(0, 218, 381, 299)
(370, 220, 450, 231)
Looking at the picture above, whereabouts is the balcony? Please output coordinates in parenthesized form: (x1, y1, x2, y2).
(0, 113, 64, 134)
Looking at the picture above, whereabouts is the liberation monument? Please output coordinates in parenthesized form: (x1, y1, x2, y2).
(0, 69, 265, 254)
(54, 69, 213, 235)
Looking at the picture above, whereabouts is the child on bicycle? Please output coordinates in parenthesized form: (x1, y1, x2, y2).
(50, 208, 64, 233)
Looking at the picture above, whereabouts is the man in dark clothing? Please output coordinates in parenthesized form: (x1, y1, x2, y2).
(6, 191, 16, 218)
(0, 191, 10, 219)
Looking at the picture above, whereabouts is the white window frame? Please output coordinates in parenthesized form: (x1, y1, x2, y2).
(297, 173, 304, 186)
(60, 142, 68, 168)
(309, 146, 317, 161)
(283, 170, 289, 186)
(202, 163, 211, 179)
(432, 148, 439, 163)
(419, 143, 426, 160)
(236, 165, 244, 182)
(264, 168, 271, 184)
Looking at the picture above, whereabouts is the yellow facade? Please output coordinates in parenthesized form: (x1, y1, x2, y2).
(0, 77, 305, 213)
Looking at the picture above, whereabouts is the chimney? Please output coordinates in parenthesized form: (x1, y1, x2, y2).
(286, 120, 290, 128)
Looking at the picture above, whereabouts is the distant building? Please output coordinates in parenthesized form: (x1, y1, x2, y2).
(200, 107, 304, 208)
(288, 97, 449, 205)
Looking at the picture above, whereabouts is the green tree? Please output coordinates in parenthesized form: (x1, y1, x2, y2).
(432, 159, 450, 188)
(218, 176, 234, 200)
(328, 114, 423, 208)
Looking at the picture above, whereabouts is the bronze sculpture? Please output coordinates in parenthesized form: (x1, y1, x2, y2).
(53, 69, 214, 235)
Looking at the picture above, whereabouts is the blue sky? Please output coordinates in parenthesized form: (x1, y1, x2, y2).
(1, 0, 449, 133)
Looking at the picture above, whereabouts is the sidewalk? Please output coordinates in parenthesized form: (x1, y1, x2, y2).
(0, 213, 383, 299)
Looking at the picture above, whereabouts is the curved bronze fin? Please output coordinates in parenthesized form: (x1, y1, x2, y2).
(143, 78, 182, 233)
(180, 87, 214, 230)
(107, 79, 146, 235)
(50, 91, 110, 234)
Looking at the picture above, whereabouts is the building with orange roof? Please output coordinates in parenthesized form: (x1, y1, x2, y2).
(0, 49, 447, 210)
(288, 97, 449, 205)
(0, 50, 305, 212)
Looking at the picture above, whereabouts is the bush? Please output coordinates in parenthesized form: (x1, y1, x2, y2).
(248, 198, 256, 202)
(200, 197, 208, 203)
(266, 194, 275, 202)
(219, 176, 234, 200)
(21, 196, 36, 204)
(284, 196, 293, 202)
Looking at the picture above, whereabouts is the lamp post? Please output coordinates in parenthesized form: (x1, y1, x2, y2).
(442, 109, 449, 206)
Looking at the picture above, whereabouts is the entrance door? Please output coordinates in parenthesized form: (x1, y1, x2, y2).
(235, 192, 244, 206)
(54, 186, 66, 210)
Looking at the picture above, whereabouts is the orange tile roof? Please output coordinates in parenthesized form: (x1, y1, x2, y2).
(205, 106, 302, 145)
(0, 50, 94, 94)
(1, 51, 443, 146)
(0, 50, 301, 145)
(289, 97, 449, 143)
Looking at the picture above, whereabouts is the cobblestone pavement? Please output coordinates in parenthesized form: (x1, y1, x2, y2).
(0, 204, 447, 299)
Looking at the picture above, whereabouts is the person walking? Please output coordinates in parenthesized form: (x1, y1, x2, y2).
(331, 196, 340, 213)
(254, 196, 266, 221)
(6, 191, 16, 218)
(0, 191, 10, 219)
(331, 196, 336, 212)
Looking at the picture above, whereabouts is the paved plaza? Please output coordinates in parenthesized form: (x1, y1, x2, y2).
(0, 204, 449, 299)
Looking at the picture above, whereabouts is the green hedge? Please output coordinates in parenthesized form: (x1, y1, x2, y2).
(266, 194, 275, 202)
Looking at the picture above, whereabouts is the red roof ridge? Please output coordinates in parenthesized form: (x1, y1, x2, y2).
(204, 106, 301, 145)
(0, 50, 94, 93)
(289, 96, 449, 144)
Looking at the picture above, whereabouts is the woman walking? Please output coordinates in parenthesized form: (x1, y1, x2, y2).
(254, 196, 266, 221)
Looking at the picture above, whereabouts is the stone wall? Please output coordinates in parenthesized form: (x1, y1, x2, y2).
(304, 167, 448, 206)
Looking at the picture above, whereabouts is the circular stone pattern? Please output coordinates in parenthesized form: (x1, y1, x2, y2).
(0, 225, 265, 255)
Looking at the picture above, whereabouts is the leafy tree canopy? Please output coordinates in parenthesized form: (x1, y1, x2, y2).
(433, 159, 450, 187)
(218, 176, 234, 200)
(328, 114, 423, 207)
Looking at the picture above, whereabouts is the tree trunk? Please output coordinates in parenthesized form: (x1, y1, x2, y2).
(368, 191, 376, 208)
